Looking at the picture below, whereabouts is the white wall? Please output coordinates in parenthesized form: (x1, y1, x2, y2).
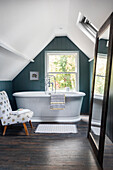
(0, 0, 113, 80)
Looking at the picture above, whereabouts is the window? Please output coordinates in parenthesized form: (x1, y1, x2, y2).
(80, 16, 98, 38)
(94, 54, 107, 95)
(45, 51, 79, 92)
(77, 12, 98, 42)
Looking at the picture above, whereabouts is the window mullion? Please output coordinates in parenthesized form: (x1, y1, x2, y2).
(48, 72, 76, 74)
(96, 75, 105, 78)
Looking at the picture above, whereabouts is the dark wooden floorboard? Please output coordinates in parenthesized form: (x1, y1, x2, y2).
(0, 117, 112, 170)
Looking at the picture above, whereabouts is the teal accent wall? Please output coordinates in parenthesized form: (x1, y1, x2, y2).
(0, 81, 16, 110)
(98, 39, 108, 54)
(13, 37, 90, 114)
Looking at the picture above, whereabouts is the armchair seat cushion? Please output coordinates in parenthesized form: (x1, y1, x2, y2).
(11, 109, 32, 115)
(1, 110, 33, 126)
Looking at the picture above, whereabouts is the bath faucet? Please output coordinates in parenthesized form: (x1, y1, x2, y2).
(45, 74, 56, 93)
(51, 82, 54, 91)
(48, 78, 54, 91)
(48, 78, 51, 87)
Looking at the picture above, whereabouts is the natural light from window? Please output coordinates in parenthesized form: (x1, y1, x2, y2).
(45, 52, 79, 92)
(94, 54, 107, 95)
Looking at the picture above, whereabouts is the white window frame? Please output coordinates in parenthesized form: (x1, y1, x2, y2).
(45, 51, 79, 92)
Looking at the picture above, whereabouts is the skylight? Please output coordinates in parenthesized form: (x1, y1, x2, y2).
(77, 12, 98, 42)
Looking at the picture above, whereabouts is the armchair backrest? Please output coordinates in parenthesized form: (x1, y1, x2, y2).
(0, 91, 12, 122)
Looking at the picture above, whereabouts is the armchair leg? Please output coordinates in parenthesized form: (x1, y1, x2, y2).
(29, 120, 33, 128)
(23, 123, 29, 136)
(3, 125, 7, 136)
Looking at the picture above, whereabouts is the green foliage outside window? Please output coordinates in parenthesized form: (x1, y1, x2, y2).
(48, 54, 77, 91)
(94, 55, 107, 95)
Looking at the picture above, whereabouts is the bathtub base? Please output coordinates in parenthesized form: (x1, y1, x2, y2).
(13, 91, 85, 123)
(31, 116, 81, 123)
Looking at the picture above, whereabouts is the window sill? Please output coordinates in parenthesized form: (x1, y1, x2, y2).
(94, 94, 103, 101)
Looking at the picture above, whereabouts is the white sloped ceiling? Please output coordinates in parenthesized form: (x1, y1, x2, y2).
(0, 0, 113, 80)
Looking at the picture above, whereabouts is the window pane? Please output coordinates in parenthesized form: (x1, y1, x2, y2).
(94, 76, 105, 95)
(48, 54, 77, 72)
(96, 55, 107, 76)
(47, 74, 76, 92)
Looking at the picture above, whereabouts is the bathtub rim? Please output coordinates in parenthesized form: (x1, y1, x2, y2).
(13, 91, 86, 98)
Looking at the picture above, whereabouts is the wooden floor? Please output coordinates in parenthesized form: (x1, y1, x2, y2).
(0, 117, 113, 170)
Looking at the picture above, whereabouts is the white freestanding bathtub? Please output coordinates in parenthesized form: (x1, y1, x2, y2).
(13, 91, 86, 122)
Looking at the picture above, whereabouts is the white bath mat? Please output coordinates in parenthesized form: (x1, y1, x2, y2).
(35, 124, 78, 133)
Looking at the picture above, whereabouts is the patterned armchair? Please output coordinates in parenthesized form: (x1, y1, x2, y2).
(0, 91, 33, 136)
